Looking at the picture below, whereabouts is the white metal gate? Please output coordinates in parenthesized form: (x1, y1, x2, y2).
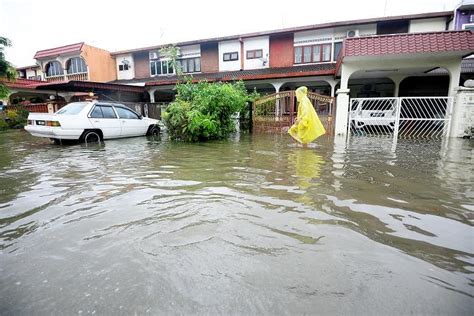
(348, 97, 453, 139)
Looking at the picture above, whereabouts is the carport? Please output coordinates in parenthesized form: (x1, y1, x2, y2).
(334, 30, 474, 137)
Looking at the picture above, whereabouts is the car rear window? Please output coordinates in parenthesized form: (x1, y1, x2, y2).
(56, 102, 88, 115)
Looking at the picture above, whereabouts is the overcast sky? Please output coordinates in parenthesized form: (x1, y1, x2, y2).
(1, 0, 459, 67)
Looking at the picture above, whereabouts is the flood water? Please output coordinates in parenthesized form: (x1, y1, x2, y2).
(0, 130, 472, 315)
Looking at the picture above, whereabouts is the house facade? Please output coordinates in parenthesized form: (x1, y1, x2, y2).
(31, 42, 116, 83)
(108, 9, 472, 103)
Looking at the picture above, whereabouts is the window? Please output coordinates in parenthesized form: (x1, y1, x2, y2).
(56, 102, 87, 115)
(90, 106, 103, 118)
(66, 57, 87, 74)
(118, 64, 129, 71)
(101, 106, 117, 118)
(294, 47, 302, 63)
(376, 20, 409, 35)
(311, 45, 320, 62)
(333, 42, 343, 61)
(294, 44, 332, 64)
(150, 60, 174, 76)
(45, 61, 63, 77)
(246, 49, 263, 59)
(90, 105, 117, 118)
(322, 45, 331, 61)
(114, 107, 140, 119)
(177, 58, 201, 73)
(223, 52, 238, 61)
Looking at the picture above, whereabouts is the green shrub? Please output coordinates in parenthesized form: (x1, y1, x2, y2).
(0, 118, 8, 131)
(5, 107, 29, 129)
(163, 81, 258, 141)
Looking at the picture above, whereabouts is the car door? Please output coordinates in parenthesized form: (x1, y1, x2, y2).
(88, 104, 121, 139)
(114, 106, 147, 137)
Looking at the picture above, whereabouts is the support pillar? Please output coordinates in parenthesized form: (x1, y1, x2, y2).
(444, 59, 462, 137)
(148, 89, 156, 103)
(271, 81, 285, 117)
(388, 75, 405, 97)
(323, 79, 340, 97)
(334, 89, 350, 135)
(334, 64, 355, 136)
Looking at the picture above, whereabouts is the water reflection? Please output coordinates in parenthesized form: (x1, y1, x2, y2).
(0, 131, 472, 314)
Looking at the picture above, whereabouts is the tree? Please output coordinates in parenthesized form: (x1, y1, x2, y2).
(0, 36, 16, 99)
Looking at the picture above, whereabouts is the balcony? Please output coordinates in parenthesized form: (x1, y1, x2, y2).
(45, 72, 89, 82)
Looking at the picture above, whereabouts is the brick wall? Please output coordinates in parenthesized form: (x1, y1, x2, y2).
(133, 51, 150, 79)
(269, 33, 294, 68)
(200, 42, 219, 73)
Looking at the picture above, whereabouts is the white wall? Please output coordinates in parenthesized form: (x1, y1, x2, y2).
(25, 68, 42, 80)
(179, 44, 200, 58)
(115, 53, 135, 80)
(243, 36, 269, 70)
(294, 23, 377, 45)
(294, 29, 333, 45)
(218, 40, 241, 71)
(333, 24, 377, 40)
(409, 18, 447, 33)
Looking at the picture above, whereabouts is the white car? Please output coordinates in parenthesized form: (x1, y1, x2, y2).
(350, 99, 396, 130)
(25, 101, 161, 144)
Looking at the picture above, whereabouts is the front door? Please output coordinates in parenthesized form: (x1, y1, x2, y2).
(114, 106, 147, 137)
(89, 104, 121, 138)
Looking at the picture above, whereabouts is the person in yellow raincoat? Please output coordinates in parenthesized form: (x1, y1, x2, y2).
(288, 86, 326, 146)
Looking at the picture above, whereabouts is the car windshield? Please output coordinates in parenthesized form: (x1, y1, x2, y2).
(56, 102, 88, 115)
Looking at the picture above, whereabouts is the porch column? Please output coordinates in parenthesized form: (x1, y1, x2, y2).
(323, 79, 339, 97)
(334, 64, 355, 136)
(271, 82, 284, 93)
(148, 89, 156, 103)
(58, 92, 74, 103)
(444, 58, 462, 97)
(271, 81, 285, 117)
(335, 89, 350, 135)
(389, 76, 405, 97)
(445, 58, 464, 137)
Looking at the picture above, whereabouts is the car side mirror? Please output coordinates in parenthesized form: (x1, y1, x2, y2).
(139, 114, 143, 119)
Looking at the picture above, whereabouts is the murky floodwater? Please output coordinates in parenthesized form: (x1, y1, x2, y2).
(0, 130, 472, 315)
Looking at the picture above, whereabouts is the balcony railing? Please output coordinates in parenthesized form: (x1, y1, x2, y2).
(45, 75, 66, 82)
(45, 72, 89, 82)
(66, 72, 88, 81)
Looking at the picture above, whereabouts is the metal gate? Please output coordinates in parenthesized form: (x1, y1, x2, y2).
(252, 91, 335, 134)
(348, 97, 453, 139)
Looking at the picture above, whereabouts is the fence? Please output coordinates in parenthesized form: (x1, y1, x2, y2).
(3, 102, 66, 114)
(121, 102, 169, 120)
(348, 97, 453, 139)
(252, 91, 335, 134)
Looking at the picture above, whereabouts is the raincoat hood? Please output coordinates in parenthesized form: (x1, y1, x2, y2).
(295, 86, 307, 102)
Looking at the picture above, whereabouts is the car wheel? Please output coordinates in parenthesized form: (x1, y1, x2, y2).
(83, 130, 101, 144)
(147, 125, 160, 136)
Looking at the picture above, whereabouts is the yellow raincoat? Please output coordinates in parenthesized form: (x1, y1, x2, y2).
(288, 86, 326, 144)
